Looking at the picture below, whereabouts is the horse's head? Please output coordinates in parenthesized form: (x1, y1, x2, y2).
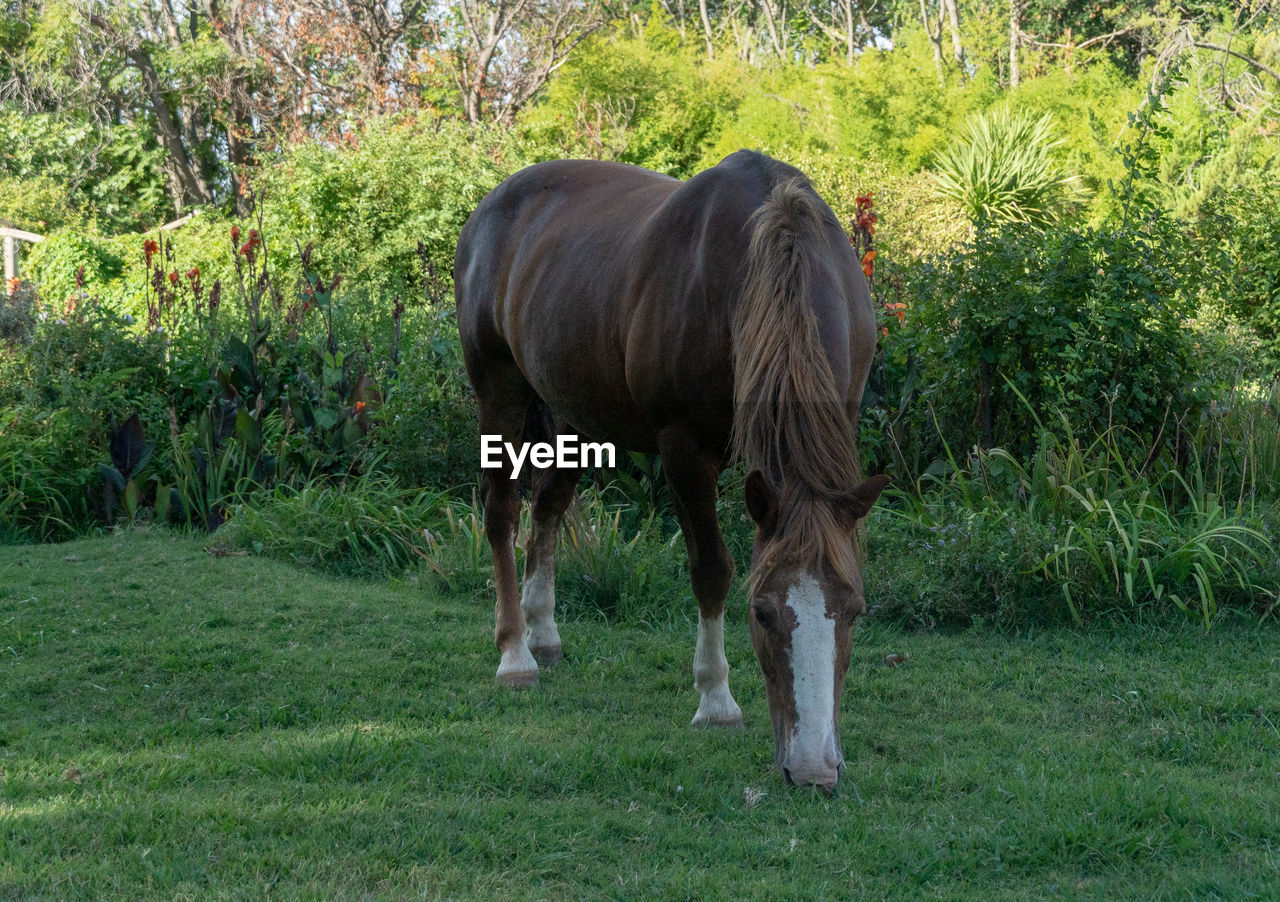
(743, 469, 889, 792)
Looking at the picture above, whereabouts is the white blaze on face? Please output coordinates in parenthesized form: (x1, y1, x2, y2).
(785, 573, 839, 771)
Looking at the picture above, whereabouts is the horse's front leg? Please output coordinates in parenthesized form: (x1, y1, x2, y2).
(659, 430, 743, 728)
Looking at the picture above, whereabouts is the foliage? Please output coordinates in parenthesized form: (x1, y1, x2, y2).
(0, 279, 38, 343)
(24, 230, 127, 311)
(376, 325, 479, 493)
(263, 116, 538, 302)
(0, 296, 172, 534)
(553, 489, 690, 626)
(0, 408, 79, 541)
(887, 216, 1195, 467)
(530, 17, 739, 177)
(1191, 176, 1280, 367)
(225, 476, 444, 577)
(931, 106, 1076, 228)
(872, 402, 1280, 627)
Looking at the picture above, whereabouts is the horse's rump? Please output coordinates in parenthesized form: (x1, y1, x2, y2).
(454, 150, 873, 459)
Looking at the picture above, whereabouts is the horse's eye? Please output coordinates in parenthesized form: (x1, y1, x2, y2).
(752, 604, 776, 630)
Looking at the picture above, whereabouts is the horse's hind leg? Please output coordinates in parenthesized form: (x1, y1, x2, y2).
(475, 369, 539, 688)
(659, 429, 743, 728)
(522, 459, 580, 666)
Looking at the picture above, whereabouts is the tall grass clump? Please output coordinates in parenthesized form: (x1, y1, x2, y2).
(412, 487, 694, 626)
(871, 396, 1279, 628)
(931, 107, 1076, 229)
(225, 476, 444, 577)
(554, 488, 691, 627)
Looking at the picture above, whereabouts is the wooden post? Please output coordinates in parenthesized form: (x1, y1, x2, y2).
(0, 227, 47, 283)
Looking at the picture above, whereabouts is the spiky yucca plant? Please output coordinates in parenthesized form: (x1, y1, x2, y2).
(932, 107, 1075, 229)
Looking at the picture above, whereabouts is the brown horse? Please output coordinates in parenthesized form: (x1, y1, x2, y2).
(454, 150, 888, 791)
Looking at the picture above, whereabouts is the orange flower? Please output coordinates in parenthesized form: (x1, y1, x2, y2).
(862, 263, 874, 277)
(6, 277, 19, 296)
(861, 250, 877, 266)
(354, 401, 367, 415)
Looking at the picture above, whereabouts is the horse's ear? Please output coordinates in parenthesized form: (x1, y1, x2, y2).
(836, 474, 891, 529)
(745, 469, 779, 534)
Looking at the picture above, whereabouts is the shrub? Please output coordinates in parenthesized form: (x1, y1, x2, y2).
(376, 323, 479, 494)
(867, 407, 1280, 627)
(225, 476, 445, 577)
(931, 106, 1077, 228)
(0, 408, 82, 541)
(883, 215, 1196, 468)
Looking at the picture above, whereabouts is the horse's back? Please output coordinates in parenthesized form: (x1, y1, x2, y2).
(453, 152, 871, 450)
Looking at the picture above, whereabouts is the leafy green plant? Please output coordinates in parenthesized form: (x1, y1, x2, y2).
(418, 492, 491, 595)
(877, 396, 1280, 627)
(931, 106, 1076, 229)
(0, 409, 77, 541)
(555, 489, 689, 626)
(225, 476, 444, 577)
(98, 412, 155, 523)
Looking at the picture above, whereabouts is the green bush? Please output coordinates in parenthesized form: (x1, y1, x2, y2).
(865, 406, 1280, 628)
(225, 477, 445, 577)
(0, 408, 83, 541)
(931, 106, 1076, 228)
(263, 115, 540, 304)
(883, 216, 1196, 469)
(376, 330, 479, 493)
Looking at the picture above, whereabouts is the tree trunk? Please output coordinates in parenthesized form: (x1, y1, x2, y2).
(920, 0, 944, 81)
(942, 0, 965, 67)
(699, 0, 714, 58)
(1010, 0, 1021, 88)
(127, 47, 213, 211)
(843, 0, 855, 64)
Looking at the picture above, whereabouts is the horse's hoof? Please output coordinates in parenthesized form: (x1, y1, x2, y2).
(529, 644, 563, 667)
(691, 711, 745, 729)
(497, 644, 539, 689)
(497, 668, 540, 689)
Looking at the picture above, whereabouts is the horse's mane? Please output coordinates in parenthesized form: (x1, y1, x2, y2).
(730, 174, 864, 589)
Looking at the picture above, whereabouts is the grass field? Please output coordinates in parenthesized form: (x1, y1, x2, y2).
(2, 531, 1279, 900)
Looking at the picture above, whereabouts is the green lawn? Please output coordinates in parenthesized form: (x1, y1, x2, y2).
(2, 531, 1279, 900)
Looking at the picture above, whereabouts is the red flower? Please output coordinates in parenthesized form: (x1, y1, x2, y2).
(230, 225, 241, 242)
(168, 271, 179, 285)
(144, 239, 159, 267)
(186, 267, 200, 281)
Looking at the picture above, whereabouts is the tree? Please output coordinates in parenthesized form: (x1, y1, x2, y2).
(449, 0, 609, 124)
